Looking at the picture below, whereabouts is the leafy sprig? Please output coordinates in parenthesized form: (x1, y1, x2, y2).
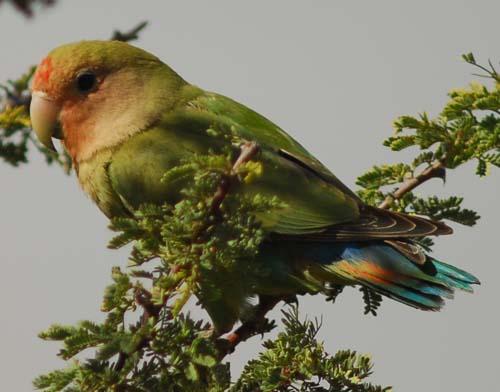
(233, 306, 391, 392)
(0, 67, 73, 172)
(358, 54, 499, 218)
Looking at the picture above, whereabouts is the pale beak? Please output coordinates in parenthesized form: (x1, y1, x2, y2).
(30, 91, 61, 152)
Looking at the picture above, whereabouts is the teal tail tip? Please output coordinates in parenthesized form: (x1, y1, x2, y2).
(401, 257, 480, 311)
(431, 258, 481, 293)
(375, 257, 481, 312)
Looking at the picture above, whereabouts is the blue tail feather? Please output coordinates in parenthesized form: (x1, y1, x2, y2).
(432, 259, 480, 292)
(307, 242, 480, 311)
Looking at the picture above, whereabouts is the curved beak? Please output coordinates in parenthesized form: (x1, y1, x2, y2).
(30, 91, 61, 152)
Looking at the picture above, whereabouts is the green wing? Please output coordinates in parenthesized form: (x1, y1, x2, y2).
(183, 90, 358, 197)
(107, 87, 360, 234)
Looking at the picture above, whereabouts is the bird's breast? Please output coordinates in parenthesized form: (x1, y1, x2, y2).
(76, 150, 129, 218)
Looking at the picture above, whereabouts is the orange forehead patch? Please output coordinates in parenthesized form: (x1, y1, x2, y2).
(33, 56, 53, 90)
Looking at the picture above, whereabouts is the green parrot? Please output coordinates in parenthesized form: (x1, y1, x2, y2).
(30, 40, 479, 333)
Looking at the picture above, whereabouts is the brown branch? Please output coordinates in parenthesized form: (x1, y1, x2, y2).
(378, 161, 446, 209)
(114, 287, 166, 372)
(211, 141, 260, 215)
(134, 287, 161, 322)
(111, 21, 148, 43)
(216, 296, 282, 360)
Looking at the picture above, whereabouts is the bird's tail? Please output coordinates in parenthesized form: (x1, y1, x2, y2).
(313, 243, 480, 310)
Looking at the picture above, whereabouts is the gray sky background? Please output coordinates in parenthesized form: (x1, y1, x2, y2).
(1, 1, 499, 391)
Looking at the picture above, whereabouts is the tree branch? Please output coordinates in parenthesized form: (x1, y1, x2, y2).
(111, 21, 148, 43)
(378, 161, 446, 209)
(114, 286, 166, 373)
(217, 296, 282, 359)
(210, 141, 260, 216)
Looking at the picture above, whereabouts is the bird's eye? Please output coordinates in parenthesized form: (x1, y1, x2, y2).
(76, 71, 97, 93)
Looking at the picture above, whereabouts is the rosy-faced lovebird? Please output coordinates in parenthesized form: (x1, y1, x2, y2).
(30, 40, 479, 333)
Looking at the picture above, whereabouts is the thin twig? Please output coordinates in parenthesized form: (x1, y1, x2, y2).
(216, 296, 282, 359)
(114, 286, 167, 372)
(378, 160, 446, 209)
(211, 141, 260, 216)
(111, 21, 148, 43)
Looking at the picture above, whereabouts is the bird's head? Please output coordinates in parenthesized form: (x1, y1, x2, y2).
(30, 40, 185, 162)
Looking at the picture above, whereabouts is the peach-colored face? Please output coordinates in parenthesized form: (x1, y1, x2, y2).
(30, 40, 176, 163)
(30, 54, 109, 160)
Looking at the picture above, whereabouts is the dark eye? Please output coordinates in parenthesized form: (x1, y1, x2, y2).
(76, 71, 97, 93)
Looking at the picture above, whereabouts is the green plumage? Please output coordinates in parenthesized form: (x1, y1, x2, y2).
(79, 86, 360, 233)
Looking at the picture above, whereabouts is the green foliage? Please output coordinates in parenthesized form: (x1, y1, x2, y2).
(233, 306, 391, 392)
(34, 308, 230, 391)
(405, 195, 479, 226)
(384, 56, 499, 176)
(0, 67, 72, 172)
(356, 163, 413, 190)
(357, 54, 499, 224)
(359, 288, 383, 317)
(356, 163, 412, 207)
